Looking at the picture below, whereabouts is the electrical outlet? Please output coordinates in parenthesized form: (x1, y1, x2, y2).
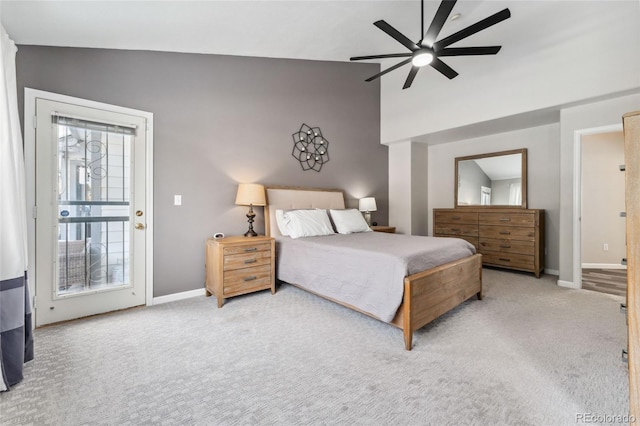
(603, 243, 609, 251)
(174, 195, 182, 206)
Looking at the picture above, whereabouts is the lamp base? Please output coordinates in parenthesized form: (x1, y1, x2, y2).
(364, 211, 372, 226)
(244, 205, 258, 237)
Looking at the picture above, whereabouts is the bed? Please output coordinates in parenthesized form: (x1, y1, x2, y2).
(265, 186, 483, 350)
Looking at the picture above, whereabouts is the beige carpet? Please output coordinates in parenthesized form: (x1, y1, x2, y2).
(0, 269, 629, 425)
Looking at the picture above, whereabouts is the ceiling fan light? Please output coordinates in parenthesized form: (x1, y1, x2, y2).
(412, 51, 433, 67)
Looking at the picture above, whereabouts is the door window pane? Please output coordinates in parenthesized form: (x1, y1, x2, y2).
(55, 116, 134, 296)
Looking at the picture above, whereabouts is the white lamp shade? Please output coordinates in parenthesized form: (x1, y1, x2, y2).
(358, 197, 377, 212)
(235, 183, 266, 206)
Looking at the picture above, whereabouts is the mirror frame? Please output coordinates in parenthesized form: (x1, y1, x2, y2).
(454, 148, 528, 209)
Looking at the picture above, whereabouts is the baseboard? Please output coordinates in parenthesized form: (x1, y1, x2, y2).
(557, 280, 580, 289)
(152, 288, 206, 305)
(545, 268, 559, 276)
(581, 263, 627, 270)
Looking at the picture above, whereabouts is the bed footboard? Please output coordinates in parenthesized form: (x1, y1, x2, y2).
(402, 253, 482, 350)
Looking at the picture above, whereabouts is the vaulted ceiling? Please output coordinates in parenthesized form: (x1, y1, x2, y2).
(3, 1, 639, 143)
(0, 1, 581, 64)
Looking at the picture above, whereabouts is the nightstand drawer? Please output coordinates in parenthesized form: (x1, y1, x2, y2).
(223, 265, 272, 294)
(223, 242, 271, 256)
(224, 250, 271, 271)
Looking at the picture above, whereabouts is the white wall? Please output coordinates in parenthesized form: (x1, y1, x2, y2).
(389, 142, 412, 234)
(559, 93, 640, 285)
(581, 132, 626, 266)
(380, 1, 640, 144)
(428, 123, 560, 273)
(389, 141, 429, 235)
(410, 143, 428, 236)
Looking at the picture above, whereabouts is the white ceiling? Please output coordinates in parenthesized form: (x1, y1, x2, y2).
(475, 153, 521, 181)
(3, 1, 637, 144)
(0, 1, 566, 64)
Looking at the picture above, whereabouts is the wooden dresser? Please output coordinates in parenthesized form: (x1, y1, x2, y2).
(434, 208, 545, 277)
(205, 235, 275, 308)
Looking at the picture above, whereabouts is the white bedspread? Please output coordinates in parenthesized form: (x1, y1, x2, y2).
(275, 232, 476, 322)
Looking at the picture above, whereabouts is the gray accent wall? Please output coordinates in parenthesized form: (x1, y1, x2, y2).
(16, 46, 386, 297)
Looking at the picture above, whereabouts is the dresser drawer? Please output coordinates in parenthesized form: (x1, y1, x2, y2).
(223, 242, 271, 256)
(479, 225, 535, 241)
(482, 252, 535, 270)
(435, 211, 478, 224)
(479, 212, 535, 227)
(223, 264, 272, 295)
(479, 238, 534, 255)
(434, 224, 478, 237)
(224, 250, 271, 271)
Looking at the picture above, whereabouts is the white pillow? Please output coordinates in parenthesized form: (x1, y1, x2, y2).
(329, 209, 372, 234)
(283, 209, 335, 239)
(275, 209, 290, 236)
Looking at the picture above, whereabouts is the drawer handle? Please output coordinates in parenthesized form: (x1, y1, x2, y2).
(243, 276, 257, 282)
(244, 247, 258, 252)
(499, 218, 511, 222)
(244, 259, 257, 264)
(452, 216, 461, 220)
(500, 244, 511, 248)
(499, 231, 511, 235)
(451, 228, 460, 232)
(499, 258, 511, 262)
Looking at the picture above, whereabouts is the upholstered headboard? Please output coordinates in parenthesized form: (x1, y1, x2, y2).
(265, 186, 346, 237)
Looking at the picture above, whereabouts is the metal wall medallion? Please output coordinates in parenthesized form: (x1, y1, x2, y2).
(291, 123, 330, 172)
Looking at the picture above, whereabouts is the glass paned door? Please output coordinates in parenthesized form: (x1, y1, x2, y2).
(55, 116, 133, 297)
(34, 96, 149, 326)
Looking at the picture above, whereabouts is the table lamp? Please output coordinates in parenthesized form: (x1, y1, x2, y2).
(235, 183, 266, 237)
(358, 197, 377, 226)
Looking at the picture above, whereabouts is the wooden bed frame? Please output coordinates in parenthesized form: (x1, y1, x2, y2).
(264, 186, 482, 350)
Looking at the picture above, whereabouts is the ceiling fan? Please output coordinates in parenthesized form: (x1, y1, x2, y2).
(350, 0, 511, 89)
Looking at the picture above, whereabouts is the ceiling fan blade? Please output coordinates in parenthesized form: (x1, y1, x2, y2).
(365, 58, 412, 82)
(433, 8, 511, 51)
(374, 20, 420, 52)
(430, 57, 459, 79)
(403, 66, 420, 90)
(350, 53, 412, 61)
(438, 46, 502, 56)
(422, 0, 457, 47)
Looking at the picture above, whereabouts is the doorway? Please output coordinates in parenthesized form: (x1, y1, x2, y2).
(25, 89, 154, 326)
(573, 124, 626, 297)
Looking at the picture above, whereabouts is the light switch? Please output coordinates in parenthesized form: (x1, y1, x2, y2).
(174, 195, 182, 206)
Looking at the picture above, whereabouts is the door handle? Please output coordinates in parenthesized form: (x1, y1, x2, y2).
(135, 223, 145, 230)
(136, 210, 144, 217)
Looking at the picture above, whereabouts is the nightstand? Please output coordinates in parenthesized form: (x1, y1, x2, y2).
(205, 235, 275, 308)
(371, 225, 396, 233)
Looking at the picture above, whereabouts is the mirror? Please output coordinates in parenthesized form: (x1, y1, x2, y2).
(455, 148, 527, 208)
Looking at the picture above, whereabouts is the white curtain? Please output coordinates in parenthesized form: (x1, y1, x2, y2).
(0, 25, 33, 391)
(508, 183, 522, 206)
